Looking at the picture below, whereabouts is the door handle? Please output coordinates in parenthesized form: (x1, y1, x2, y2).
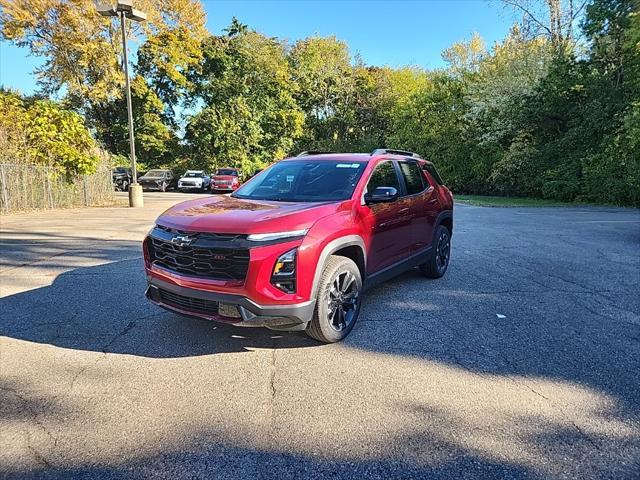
(398, 208, 410, 214)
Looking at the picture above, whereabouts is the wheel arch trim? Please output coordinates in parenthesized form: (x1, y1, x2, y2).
(435, 210, 453, 235)
(309, 235, 366, 299)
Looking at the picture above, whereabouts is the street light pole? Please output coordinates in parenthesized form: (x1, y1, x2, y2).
(97, 0, 146, 207)
(119, 11, 138, 186)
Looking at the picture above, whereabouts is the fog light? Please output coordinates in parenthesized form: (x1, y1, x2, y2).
(271, 248, 297, 293)
(219, 303, 241, 318)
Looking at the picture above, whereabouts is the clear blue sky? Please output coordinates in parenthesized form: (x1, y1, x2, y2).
(0, 0, 515, 96)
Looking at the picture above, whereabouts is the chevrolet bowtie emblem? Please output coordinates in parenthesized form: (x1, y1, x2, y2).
(170, 234, 194, 247)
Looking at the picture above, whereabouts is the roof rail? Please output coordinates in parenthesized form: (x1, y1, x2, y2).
(296, 150, 333, 157)
(371, 148, 422, 159)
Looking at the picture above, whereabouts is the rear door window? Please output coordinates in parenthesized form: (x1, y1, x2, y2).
(398, 161, 426, 195)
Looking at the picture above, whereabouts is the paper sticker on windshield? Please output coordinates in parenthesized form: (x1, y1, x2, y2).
(336, 163, 361, 168)
(286, 175, 295, 182)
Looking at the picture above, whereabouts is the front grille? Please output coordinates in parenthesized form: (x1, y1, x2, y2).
(148, 228, 250, 280)
(159, 289, 219, 316)
(155, 225, 243, 242)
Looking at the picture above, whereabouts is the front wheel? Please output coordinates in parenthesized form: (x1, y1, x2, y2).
(420, 224, 451, 278)
(306, 256, 362, 343)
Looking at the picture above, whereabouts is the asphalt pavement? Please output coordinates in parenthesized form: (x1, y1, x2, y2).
(1, 192, 639, 479)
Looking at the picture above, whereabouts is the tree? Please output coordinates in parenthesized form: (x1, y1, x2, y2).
(500, 0, 589, 47)
(90, 76, 177, 168)
(289, 36, 356, 150)
(441, 32, 486, 76)
(185, 26, 303, 174)
(0, 89, 29, 164)
(575, 0, 640, 205)
(136, 25, 207, 116)
(0, 0, 207, 106)
(0, 90, 98, 176)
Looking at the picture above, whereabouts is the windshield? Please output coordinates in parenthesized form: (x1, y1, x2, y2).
(184, 171, 203, 178)
(114, 167, 128, 174)
(145, 170, 166, 177)
(232, 160, 366, 202)
(215, 169, 237, 176)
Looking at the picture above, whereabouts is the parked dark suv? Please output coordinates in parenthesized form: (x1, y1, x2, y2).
(138, 169, 176, 192)
(144, 149, 453, 342)
(112, 167, 132, 191)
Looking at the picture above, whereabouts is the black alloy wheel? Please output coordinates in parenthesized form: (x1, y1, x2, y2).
(306, 255, 362, 343)
(327, 270, 360, 332)
(420, 224, 451, 279)
(434, 229, 450, 275)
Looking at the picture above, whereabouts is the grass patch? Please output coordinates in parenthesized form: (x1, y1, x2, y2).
(454, 195, 577, 207)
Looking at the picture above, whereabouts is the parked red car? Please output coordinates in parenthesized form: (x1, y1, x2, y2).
(210, 167, 241, 192)
(144, 149, 453, 342)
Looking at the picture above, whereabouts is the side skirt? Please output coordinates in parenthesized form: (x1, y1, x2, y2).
(363, 247, 432, 292)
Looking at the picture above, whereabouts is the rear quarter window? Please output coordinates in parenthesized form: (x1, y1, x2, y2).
(423, 163, 444, 185)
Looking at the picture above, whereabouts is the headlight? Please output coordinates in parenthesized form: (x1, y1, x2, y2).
(247, 229, 308, 242)
(271, 248, 297, 293)
(273, 248, 296, 276)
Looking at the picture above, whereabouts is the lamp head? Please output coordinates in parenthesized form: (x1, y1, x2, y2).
(128, 8, 147, 21)
(96, 4, 117, 16)
(116, 0, 133, 12)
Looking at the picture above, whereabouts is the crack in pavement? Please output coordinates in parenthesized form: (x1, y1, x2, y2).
(408, 314, 608, 455)
(0, 386, 57, 468)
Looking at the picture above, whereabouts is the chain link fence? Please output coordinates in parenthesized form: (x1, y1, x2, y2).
(0, 163, 115, 213)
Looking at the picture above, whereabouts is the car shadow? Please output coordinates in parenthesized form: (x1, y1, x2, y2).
(0, 258, 317, 358)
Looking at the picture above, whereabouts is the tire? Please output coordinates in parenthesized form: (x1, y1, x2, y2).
(306, 255, 362, 343)
(160, 181, 167, 192)
(420, 224, 451, 278)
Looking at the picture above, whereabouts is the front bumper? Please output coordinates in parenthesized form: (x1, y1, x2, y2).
(211, 184, 236, 191)
(178, 183, 204, 190)
(140, 182, 163, 190)
(146, 276, 315, 331)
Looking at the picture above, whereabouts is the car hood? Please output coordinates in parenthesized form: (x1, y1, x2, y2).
(179, 177, 203, 182)
(140, 176, 163, 181)
(156, 195, 346, 234)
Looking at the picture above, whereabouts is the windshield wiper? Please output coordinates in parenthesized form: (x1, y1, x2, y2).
(265, 197, 298, 202)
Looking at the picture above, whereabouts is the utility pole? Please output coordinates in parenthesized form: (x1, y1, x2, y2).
(97, 0, 147, 207)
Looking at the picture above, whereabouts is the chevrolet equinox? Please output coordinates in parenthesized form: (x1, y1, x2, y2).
(144, 149, 453, 343)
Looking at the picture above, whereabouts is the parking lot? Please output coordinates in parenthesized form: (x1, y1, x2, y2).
(1, 192, 639, 479)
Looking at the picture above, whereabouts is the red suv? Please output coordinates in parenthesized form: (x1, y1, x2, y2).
(210, 167, 241, 192)
(144, 149, 453, 342)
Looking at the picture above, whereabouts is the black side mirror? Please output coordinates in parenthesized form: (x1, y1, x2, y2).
(364, 186, 399, 204)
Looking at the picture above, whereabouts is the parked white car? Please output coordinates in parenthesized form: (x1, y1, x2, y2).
(177, 170, 211, 192)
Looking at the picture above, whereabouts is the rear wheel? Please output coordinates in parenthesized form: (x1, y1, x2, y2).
(160, 181, 167, 192)
(420, 224, 451, 278)
(306, 256, 362, 343)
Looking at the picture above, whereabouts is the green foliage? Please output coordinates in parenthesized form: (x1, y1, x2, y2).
(90, 76, 177, 168)
(184, 27, 303, 175)
(2, 1, 638, 206)
(0, 0, 208, 106)
(0, 90, 98, 176)
(388, 1, 639, 206)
